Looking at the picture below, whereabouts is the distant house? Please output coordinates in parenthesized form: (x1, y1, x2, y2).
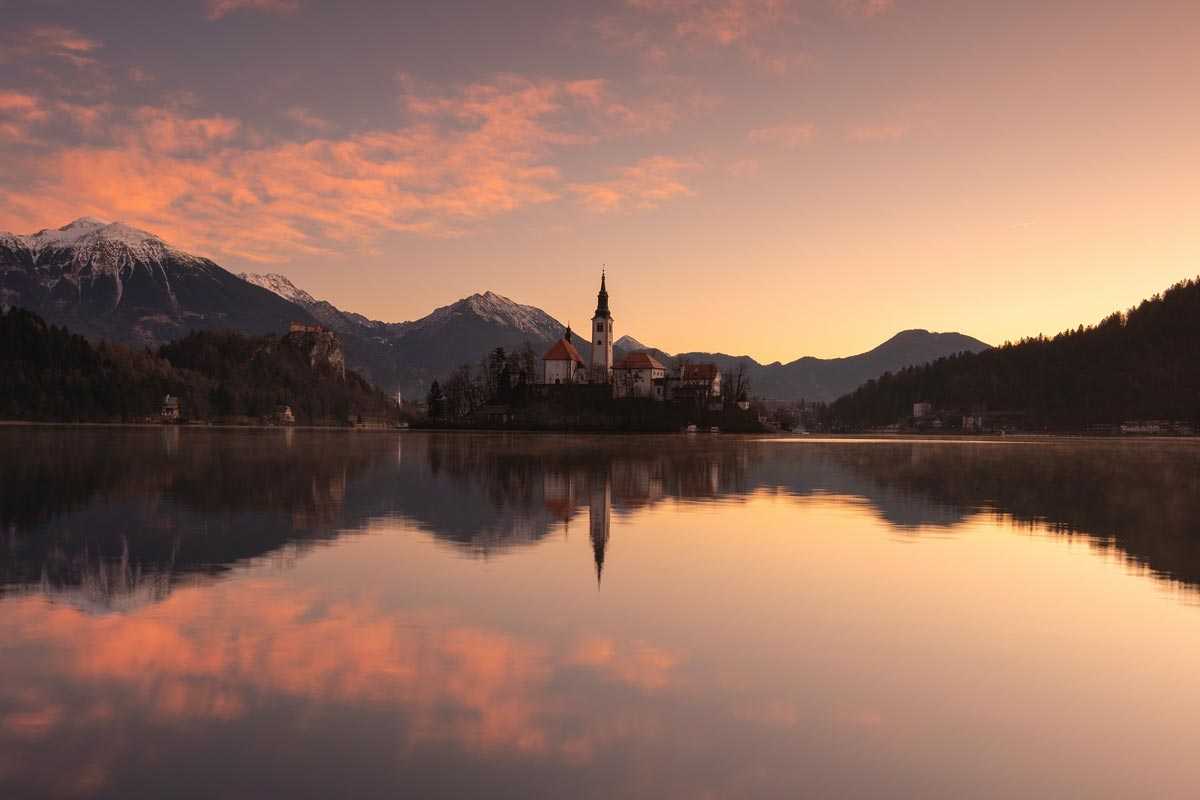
(272, 405, 296, 425)
(913, 402, 933, 418)
(675, 363, 722, 403)
(289, 322, 325, 334)
(161, 394, 180, 421)
(613, 351, 667, 399)
(542, 325, 587, 384)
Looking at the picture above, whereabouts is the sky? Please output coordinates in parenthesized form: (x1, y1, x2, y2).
(1, 0, 1198, 362)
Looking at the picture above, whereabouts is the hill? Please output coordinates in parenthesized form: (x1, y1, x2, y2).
(0, 306, 396, 424)
(672, 329, 990, 402)
(829, 277, 1200, 430)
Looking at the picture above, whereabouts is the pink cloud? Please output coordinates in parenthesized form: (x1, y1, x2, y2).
(748, 122, 816, 148)
(284, 106, 333, 132)
(1, 77, 672, 261)
(611, 0, 893, 71)
(206, 0, 300, 20)
(0, 582, 688, 791)
(847, 121, 911, 142)
(1, 26, 102, 67)
(727, 158, 761, 177)
(570, 155, 701, 212)
(835, 0, 895, 18)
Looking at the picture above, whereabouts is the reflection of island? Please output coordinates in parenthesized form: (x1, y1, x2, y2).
(5, 429, 1200, 606)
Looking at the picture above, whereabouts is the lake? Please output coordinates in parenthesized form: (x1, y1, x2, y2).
(3, 428, 1200, 798)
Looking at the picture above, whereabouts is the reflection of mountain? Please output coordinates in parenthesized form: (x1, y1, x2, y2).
(0, 428, 391, 609)
(5, 430, 1200, 606)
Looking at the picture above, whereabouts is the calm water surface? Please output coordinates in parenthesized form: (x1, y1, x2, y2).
(3, 429, 1200, 798)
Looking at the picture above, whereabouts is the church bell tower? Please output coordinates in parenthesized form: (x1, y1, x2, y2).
(590, 271, 613, 382)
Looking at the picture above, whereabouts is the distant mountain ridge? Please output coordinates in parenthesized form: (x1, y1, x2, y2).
(1, 219, 989, 401)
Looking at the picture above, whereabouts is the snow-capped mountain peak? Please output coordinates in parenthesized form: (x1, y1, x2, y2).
(21, 218, 164, 253)
(239, 272, 318, 307)
(421, 290, 561, 337)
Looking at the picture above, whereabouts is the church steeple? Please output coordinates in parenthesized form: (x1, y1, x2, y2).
(589, 269, 614, 380)
(594, 270, 610, 319)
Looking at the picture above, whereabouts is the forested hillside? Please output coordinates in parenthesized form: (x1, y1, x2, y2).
(830, 278, 1200, 430)
(0, 307, 397, 424)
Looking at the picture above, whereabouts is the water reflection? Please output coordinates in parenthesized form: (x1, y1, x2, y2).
(4, 431, 1200, 605)
(4, 430, 1200, 798)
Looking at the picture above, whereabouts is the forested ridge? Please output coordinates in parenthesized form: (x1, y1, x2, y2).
(830, 277, 1200, 430)
(0, 307, 397, 424)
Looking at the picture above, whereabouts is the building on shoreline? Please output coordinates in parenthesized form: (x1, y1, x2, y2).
(540, 272, 720, 406)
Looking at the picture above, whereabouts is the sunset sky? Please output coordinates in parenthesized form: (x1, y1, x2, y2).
(2, 0, 1198, 361)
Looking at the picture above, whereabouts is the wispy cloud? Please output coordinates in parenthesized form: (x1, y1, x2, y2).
(608, 0, 894, 72)
(570, 155, 701, 212)
(1, 26, 102, 67)
(206, 0, 300, 21)
(846, 121, 909, 142)
(748, 122, 816, 148)
(834, 0, 895, 19)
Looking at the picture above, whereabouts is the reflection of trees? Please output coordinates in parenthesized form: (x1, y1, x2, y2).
(809, 441, 1200, 587)
(7, 430, 1200, 605)
(0, 428, 389, 608)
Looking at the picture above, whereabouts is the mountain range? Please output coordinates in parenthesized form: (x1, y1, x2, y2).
(1, 218, 990, 401)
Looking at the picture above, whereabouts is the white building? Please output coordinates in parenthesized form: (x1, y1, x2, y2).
(613, 351, 667, 399)
(542, 324, 587, 384)
(913, 402, 933, 418)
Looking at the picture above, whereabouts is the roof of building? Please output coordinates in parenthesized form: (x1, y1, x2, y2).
(614, 351, 666, 370)
(543, 337, 585, 363)
(681, 363, 720, 381)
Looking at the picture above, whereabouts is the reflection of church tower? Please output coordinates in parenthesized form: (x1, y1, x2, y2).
(590, 271, 613, 382)
(589, 471, 611, 585)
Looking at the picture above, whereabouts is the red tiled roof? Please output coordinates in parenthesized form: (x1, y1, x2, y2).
(543, 337, 585, 363)
(614, 351, 666, 370)
(681, 363, 719, 381)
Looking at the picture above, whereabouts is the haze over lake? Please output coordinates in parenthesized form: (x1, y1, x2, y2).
(3, 429, 1200, 799)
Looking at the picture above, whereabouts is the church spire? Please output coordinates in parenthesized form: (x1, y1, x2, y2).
(594, 269, 610, 319)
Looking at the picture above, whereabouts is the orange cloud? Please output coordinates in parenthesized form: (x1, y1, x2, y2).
(0, 580, 687, 783)
(0, 79, 587, 261)
(206, 0, 300, 20)
(570, 155, 701, 212)
(835, 0, 895, 18)
(284, 106, 333, 132)
(2, 26, 102, 67)
(748, 122, 817, 148)
(0, 74, 708, 261)
(569, 636, 682, 691)
(614, 0, 892, 71)
(847, 121, 911, 142)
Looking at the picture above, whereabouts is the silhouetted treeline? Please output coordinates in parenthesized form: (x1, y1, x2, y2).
(0, 307, 397, 424)
(830, 277, 1200, 429)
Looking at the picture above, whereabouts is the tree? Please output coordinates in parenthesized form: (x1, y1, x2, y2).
(426, 380, 446, 419)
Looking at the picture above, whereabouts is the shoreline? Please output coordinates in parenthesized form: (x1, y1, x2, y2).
(2, 420, 1198, 443)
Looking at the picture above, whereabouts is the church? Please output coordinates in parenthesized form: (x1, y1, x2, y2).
(541, 272, 615, 386)
(540, 273, 693, 402)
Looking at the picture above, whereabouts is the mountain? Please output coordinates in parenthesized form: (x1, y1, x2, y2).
(2, 219, 988, 402)
(670, 329, 991, 402)
(829, 277, 1200, 429)
(0, 218, 320, 346)
(615, 334, 649, 351)
(240, 272, 395, 338)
